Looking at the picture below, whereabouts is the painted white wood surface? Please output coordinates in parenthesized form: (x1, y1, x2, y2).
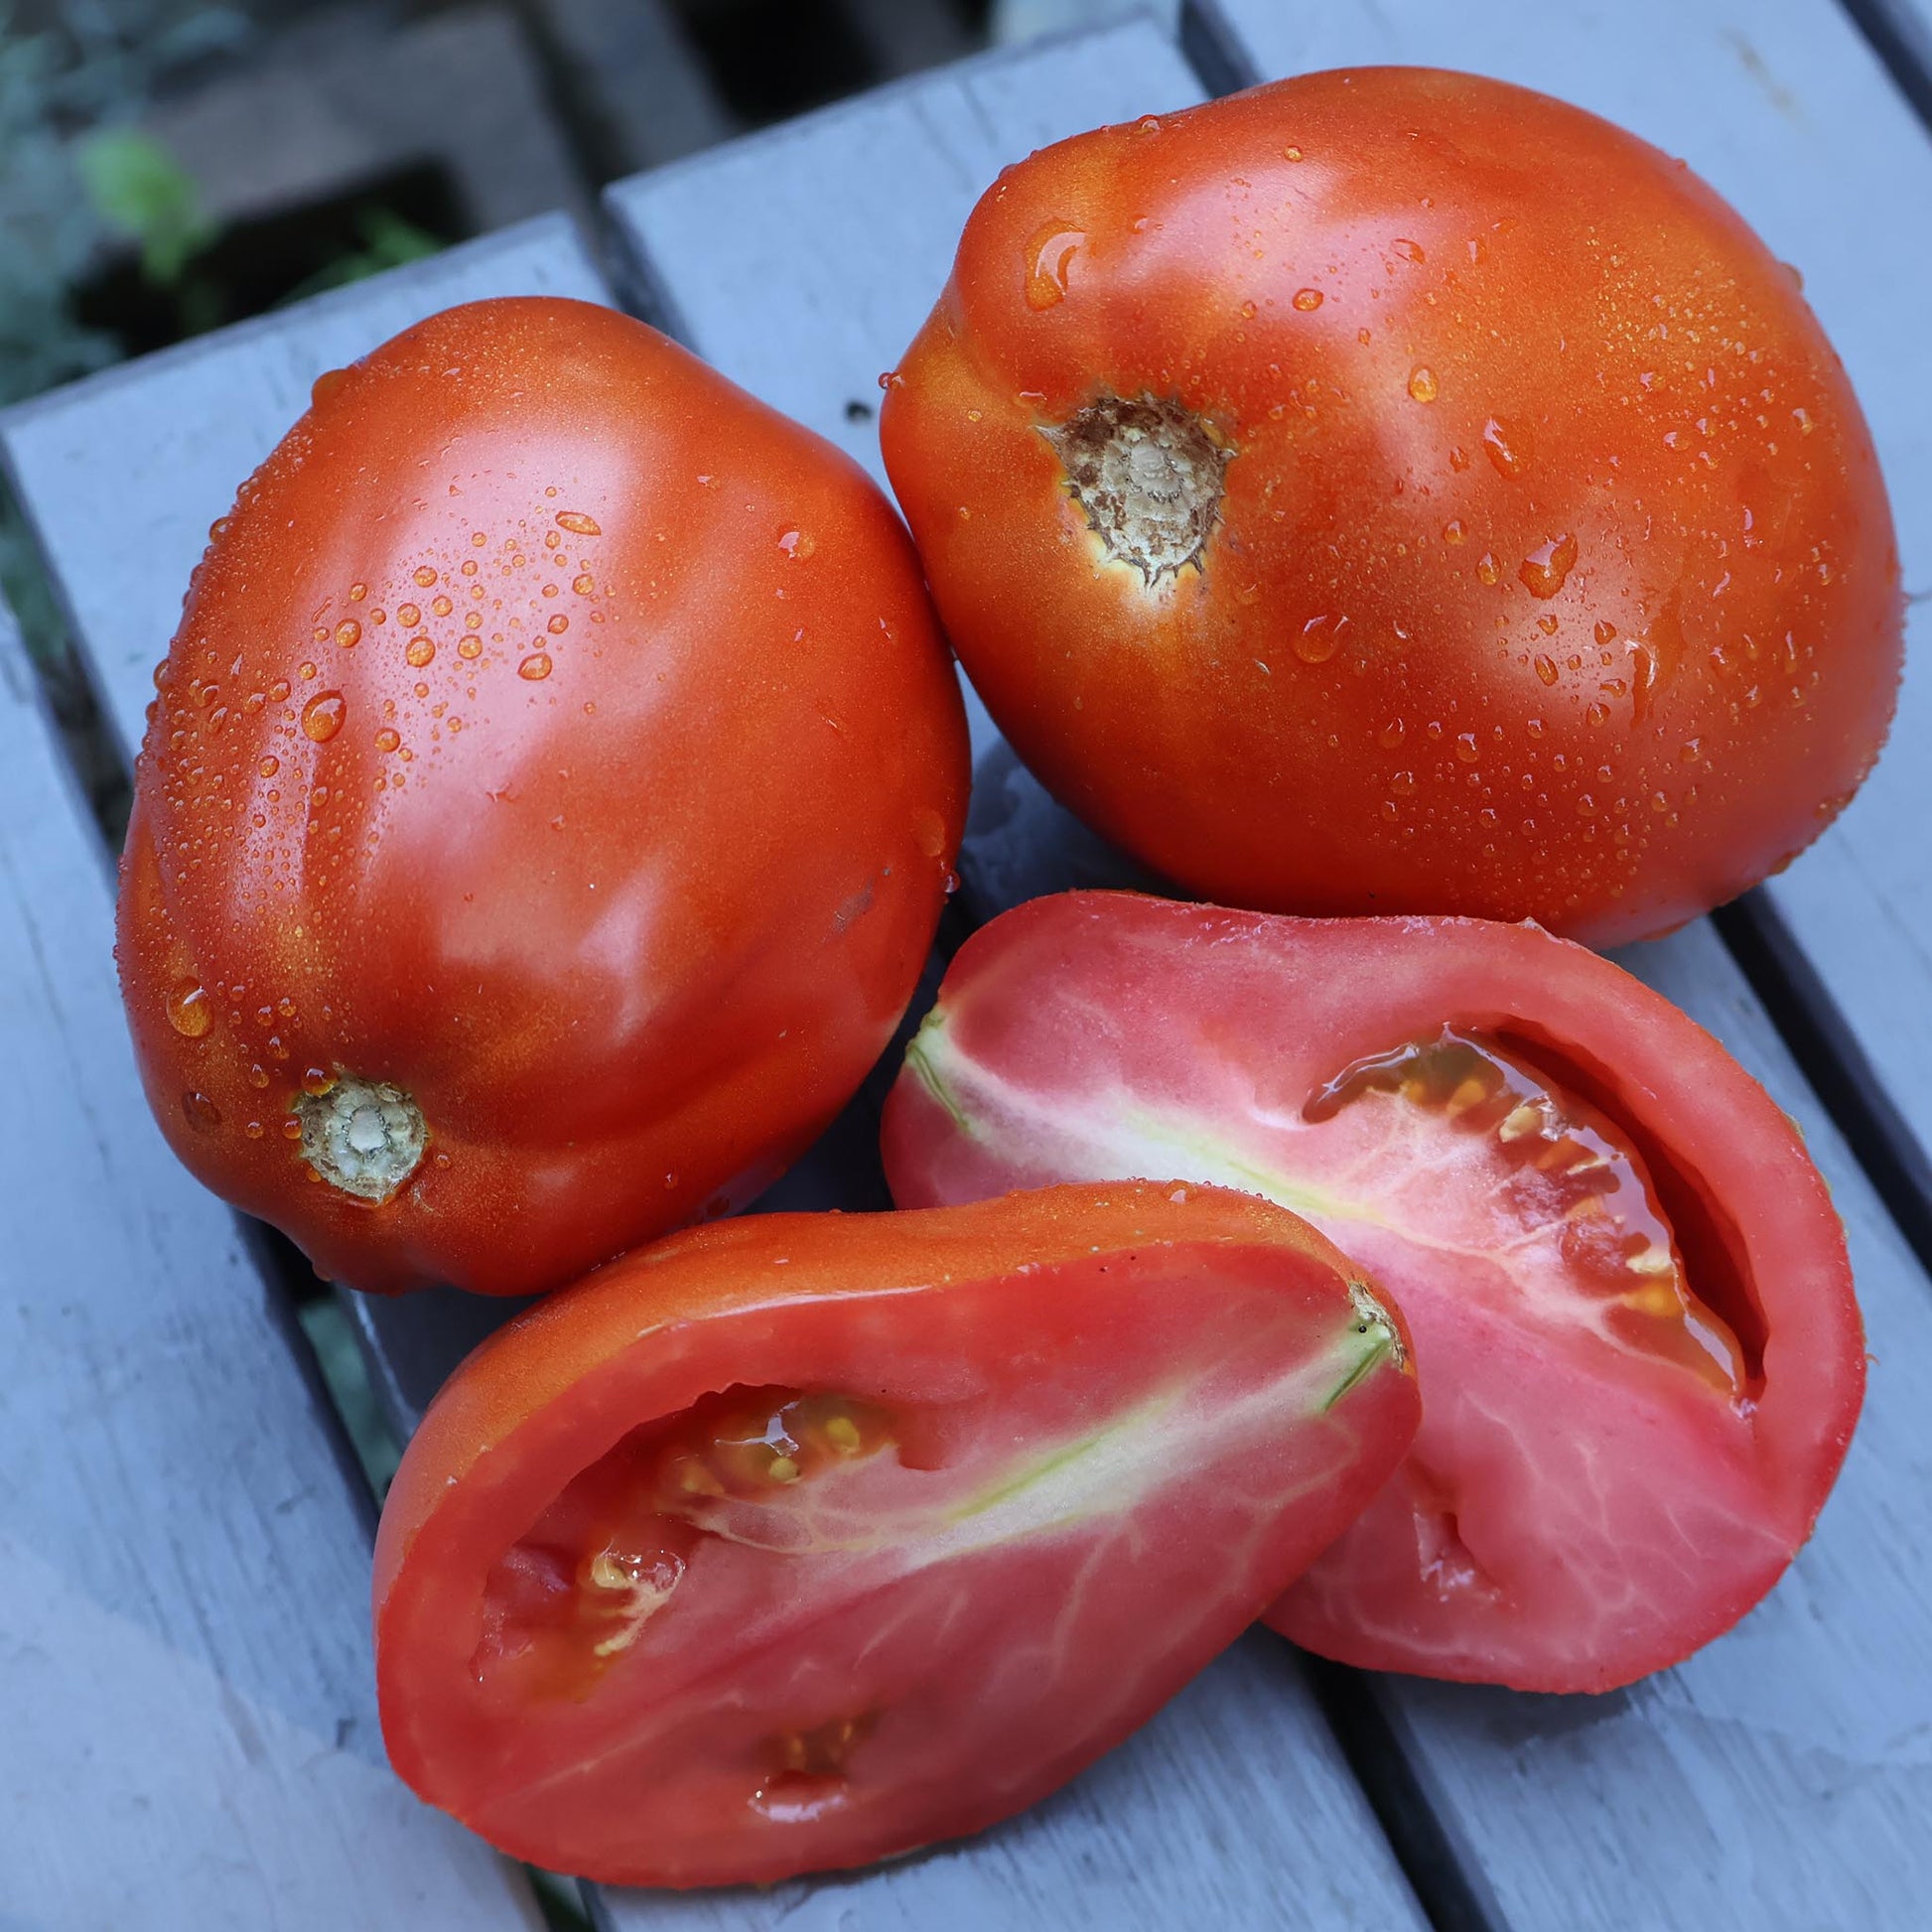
(597, 21, 1434, 1932)
(1188, 0, 1932, 1286)
(0, 596, 541, 1928)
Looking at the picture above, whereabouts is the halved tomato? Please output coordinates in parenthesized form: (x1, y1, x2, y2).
(882, 892, 1863, 1693)
(374, 1183, 1418, 1884)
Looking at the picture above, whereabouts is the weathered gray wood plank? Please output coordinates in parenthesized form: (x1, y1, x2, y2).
(599, 22, 1433, 1931)
(1, 215, 610, 768)
(0, 596, 541, 1928)
(1191, 0, 1932, 1311)
(1176, 5, 1932, 1924)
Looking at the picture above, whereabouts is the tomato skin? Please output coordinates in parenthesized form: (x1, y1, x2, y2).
(882, 892, 1864, 1692)
(373, 1182, 1419, 1885)
(881, 69, 1901, 945)
(117, 297, 968, 1296)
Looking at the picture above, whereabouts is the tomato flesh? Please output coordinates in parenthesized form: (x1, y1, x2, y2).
(374, 1184, 1419, 1884)
(882, 893, 1863, 1692)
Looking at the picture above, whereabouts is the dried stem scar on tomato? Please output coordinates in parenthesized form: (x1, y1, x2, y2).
(373, 1183, 1418, 1885)
(882, 893, 1864, 1694)
(117, 296, 968, 1297)
(880, 69, 1902, 946)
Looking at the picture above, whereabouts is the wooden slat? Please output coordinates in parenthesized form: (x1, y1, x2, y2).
(599, 21, 1433, 1931)
(0, 597, 541, 1927)
(1168, 5, 1932, 1924)
(1189, 0, 1932, 1319)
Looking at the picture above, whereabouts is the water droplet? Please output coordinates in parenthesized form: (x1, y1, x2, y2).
(310, 368, 348, 408)
(431, 596, 453, 620)
(374, 728, 400, 753)
(557, 511, 602, 536)
(302, 1067, 335, 1096)
(1679, 737, 1703, 763)
(573, 573, 595, 596)
(181, 1090, 222, 1133)
(331, 620, 359, 650)
(1283, 145, 1305, 161)
(459, 636, 483, 660)
(406, 635, 436, 668)
(1408, 365, 1439, 403)
(1294, 614, 1347, 663)
(1292, 287, 1324, 312)
(1454, 732, 1479, 763)
(1481, 416, 1530, 478)
(1577, 793, 1597, 817)
(1519, 532, 1578, 599)
(1476, 552, 1502, 586)
(547, 614, 570, 634)
(1391, 769, 1418, 796)
(397, 604, 421, 628)
(1593, 619, 1617, 646)
(912, 807, 947, 858)
(302, 692, 345, 742)
(258, 756, 279, 779)
(1443, 518, 1465, 544)
(168, 980, 212, 1038)
(1393, 237, 1426, 263)
(1026, 222, 1084, 309)
(1533, 653, 1559, 685)
(518, 652, 553, 681)
(1587, 702, 1610, 727)
(1378, 719, 1406, 749)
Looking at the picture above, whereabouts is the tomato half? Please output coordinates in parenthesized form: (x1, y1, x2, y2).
(373, 1183, 1418, 1884)
(882, 893, 1863, 1692)
(117, 297, 968, 1296)
(880, 69, 1901, 945)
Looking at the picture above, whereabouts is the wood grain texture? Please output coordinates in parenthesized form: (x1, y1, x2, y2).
(596, 24, 1432, 1931)
(0, 215, 609, 768)
(0, 598, 541, 1928)
(1179, 5, 1932, 1923)
(1188, 0, 1932, 1268)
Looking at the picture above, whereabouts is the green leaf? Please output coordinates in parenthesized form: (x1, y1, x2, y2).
(74, 127, 213, 284)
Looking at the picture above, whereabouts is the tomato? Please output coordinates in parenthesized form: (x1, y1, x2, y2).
(882, 892, 1863, 1693)
(116, 297, 969, 1296)
(372, 1182, 1418, 1884)
(880, 69, 1901, 946)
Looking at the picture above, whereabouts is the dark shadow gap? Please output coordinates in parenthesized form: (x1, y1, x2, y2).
(1714, 892, 1932, 1279)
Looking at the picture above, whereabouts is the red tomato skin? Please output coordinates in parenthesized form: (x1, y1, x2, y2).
(373, 1183, 1420, 1885)
(116, 297, 969, 1296)
(881, 892, 1865, 1692)
(880, 69, 1901, 946)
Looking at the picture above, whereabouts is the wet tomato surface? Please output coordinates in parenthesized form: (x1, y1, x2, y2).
(883, 893, 1863, 1692)
(881, 69, 1901, 944)
(118, 297, 968, 1295)
(373, 1183, 1418, 1884)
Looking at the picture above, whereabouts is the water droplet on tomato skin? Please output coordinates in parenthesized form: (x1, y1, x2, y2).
(1292, 287, 1324, 312)
(1481, 416, 1530, 479)
(1519, 533, 1579, 600)
(302, 692, 345, 742)
(518, 652, 553, 682)
(181, 1090, 221, 1133)
(556, 510, 602, 537)
(406, 635, 436, 668)
(1025, 221, 1085, 308)
(168, 980, 212, 1037)
(1408, 365, 1440, 403)
(1533, 654, 1559, 687)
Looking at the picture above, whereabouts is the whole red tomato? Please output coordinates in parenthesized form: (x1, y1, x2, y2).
(118, 297, 969, 1296)
(374, 1183, 1418, 1884)
(884, 893, 1864, 1692)
(881, 69, 1901, 944)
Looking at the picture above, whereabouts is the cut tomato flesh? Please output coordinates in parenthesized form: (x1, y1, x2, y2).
(374, 1183, 1419, 1884)
(883, 893, 1863, 1693)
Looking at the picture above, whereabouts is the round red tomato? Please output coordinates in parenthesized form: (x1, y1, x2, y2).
(373, 1183, 1418, 1884)
(116, 297, 969, 1296)
(880, 69, 1901, 945)
(883, 892, 1864, 1693)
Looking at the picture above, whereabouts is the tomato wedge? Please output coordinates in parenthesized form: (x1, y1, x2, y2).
(374, 1183, 1418, 1884)
(882, 893, 1863, 1693)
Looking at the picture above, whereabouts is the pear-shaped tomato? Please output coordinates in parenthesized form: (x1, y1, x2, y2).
(118, 297, 968, 1295)
(883, 892, 1863, 1693)
(374, 1183, 1419, 1884)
